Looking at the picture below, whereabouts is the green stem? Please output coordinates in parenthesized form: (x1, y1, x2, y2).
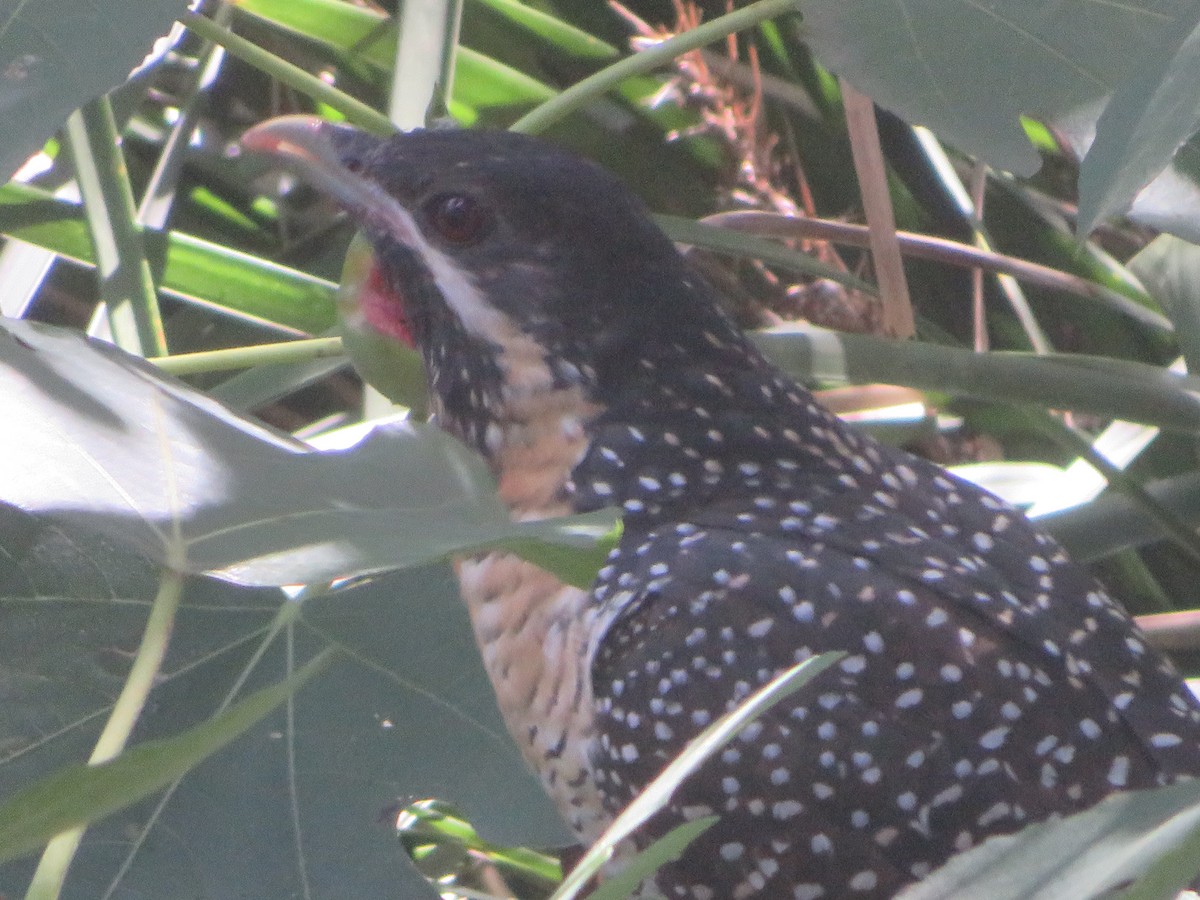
(24, 569, 184, 900)
(151, 336, 345, 375)
(179, 11, 396, 136)
(65, 98, 167, 357)
(510, 0, 803, 135)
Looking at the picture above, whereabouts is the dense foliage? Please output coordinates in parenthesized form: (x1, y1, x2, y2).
(4, 1, 1200, 897)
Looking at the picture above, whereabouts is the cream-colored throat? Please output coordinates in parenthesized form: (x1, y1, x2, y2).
(475, 328, 601, 520)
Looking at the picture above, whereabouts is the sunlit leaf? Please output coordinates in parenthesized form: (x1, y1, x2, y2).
(0, 182, 338, 335)
(0, 318, 611, 587)
(473, 0, 619, 60)
(236, 0, 557, 111)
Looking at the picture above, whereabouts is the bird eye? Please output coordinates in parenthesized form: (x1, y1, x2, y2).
(424, 193, 490, 245)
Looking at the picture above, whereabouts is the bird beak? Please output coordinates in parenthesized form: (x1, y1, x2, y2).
(244, 115, 519, 361)
(241, 115, 422, 248)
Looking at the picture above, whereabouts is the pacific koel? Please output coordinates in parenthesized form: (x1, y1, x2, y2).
(245, 117, 1200, 899)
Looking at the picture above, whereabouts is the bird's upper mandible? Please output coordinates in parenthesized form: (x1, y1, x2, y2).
(245, 118, 1200, 899)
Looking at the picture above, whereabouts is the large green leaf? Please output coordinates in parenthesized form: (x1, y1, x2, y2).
(0, 311, 607, 897)
(0, 0, 186, 179)
(0, 649, 331, 866)
(0, 317, 611, 588)
(1077, 14, 1200, 234)
(0, 508, 566, 897)
(802, 0, 1200, 176)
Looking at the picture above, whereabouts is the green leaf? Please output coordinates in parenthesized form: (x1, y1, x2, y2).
(802, 0, 1200, 175)
(236, 0, 391, 61)
(0, 181, 339, 335)
(752, 328, 1200, 433)
(455, 45, 557, 107)
(1127, 138, 1200, 242)
(0, 650, 332, 866)
(472, 0, 619, 60)
(208, 354, 349, 409)
(585, 817, 718, 900)
(235, 0, 557, 111)
(0, 318, 609, 587)
(898, 779, 1200, 900)
(337, 233, 428, 410)
(497, 513, 621, 590)
(1122, 805, 1200, 899)
(1078, 15, 1200, 233)
(0, 0, 184, 179)
(1128, 234, 1200, 376)
(300, 569, 570, 849)
(0, 507, 563, 896)
(1040, 470, 1200, 562)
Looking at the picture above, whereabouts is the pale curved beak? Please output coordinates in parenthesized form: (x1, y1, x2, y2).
(242, 115, 420, 246)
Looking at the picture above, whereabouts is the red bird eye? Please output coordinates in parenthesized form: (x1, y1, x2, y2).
(425, 193, 490, 244)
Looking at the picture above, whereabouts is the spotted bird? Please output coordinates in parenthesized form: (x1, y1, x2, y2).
(245, 117, 1200, 899)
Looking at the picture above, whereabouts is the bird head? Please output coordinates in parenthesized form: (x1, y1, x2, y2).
(242, 118, 753, 458)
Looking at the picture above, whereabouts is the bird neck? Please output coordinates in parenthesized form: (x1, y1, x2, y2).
(421, 275, 867, 523)
(426, 326, 602, 520)
(430, 335, 868, 529)
(568, 348, 874, 523)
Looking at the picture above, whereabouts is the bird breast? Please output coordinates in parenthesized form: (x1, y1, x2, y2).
(456, 554, 613, 843)
(452, 365, 616, 843)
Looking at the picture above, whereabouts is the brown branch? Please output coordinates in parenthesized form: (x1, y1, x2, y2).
(701, 210, 1172, 331)
(967, 161, 988, 352)
(840, 80, 915, 339)
(1136, 610, 1200, 653)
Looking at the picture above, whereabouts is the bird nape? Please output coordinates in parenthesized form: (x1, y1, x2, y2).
(244, 117, 1200, 899)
